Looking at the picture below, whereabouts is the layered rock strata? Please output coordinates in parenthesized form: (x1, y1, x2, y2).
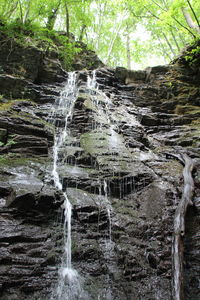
(0, 43, 200, 300)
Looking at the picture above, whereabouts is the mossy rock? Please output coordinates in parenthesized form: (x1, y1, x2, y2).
(0, 98, 34, 111)
(174, 104, 200, 115)
(0, 154, 49, 167)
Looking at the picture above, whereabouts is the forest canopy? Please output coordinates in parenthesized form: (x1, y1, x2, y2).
(0, 0, 200, 69)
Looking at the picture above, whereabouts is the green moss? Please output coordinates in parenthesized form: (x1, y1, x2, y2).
(0, 99, 33, 111)
(80, 131, 109, 155)
(191, 119, 200, 126)
(0, 101, 14, 111)
(0, 154, 49, 167)
(174, 104, 200, 115)
(0, 156, 26, 166)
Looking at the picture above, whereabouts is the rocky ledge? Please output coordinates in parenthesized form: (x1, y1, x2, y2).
(0, 35, 200, 300)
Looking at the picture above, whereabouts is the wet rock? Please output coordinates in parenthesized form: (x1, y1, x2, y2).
(35, 57, 67, 84)
(0, 38, 42, 81)
(7, 192, 35, 210)
(0, 38, 200, 300)
(0, 184, 16, 205)
(8, 135, 49, 155)
(140, 114, 160, 126)
(0, 75, 28, 99)
(0, 129, 7, 144)
(115, 67, 146, 84)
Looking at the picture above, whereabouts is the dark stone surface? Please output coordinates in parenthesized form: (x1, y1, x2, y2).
(0, 37, 200, 300)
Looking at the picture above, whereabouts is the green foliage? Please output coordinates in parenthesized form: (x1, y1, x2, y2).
(55, 35, 80, 70)
(0, 19, 80, 70)
(184, 43, 200, 66)
(0, 0, 200, 69)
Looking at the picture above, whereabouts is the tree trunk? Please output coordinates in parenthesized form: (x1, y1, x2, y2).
(46, 0, 61, 30)
(126, 29, 131, 69)
(170, 29, 181, 51)
(23, 0, 32, 24)
(186, 0, 200, 30)
(163, 32, 176, 56)
(18, 0, 23, 23)
(4, 1, 18, 19)
(106, 19, 124, 65)
(96, 2, 106, 51)
(158, 36, 172, 60)
(64, 1, 70, 39)
(79, 24, 86, 41)
(182, 7, 200, 34)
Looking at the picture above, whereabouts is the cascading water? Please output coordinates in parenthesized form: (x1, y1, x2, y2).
(87, 71, 113, 235)
(87, 70, 113, 130)
(51, 70, 117, 300)
(86, 71, 116, 300)
(104, 180, 112, 243)
(51, 72, 83, 300)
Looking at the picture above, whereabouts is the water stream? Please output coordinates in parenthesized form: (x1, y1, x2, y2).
(51, 70, 116, 299)
(51, 72, 83, 300)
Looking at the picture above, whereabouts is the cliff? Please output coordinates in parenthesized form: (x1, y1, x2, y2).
(0, 30, 200, 300)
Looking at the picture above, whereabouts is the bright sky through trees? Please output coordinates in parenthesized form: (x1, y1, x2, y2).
(0, 0, 200, 69)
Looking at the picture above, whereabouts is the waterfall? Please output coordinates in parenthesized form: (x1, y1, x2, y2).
(51, 70, 115, 299)
(51, 72, 83, 300)
(86, 71, 115, 300)
(104, 179, 112, 243)
(87, 71, 113, 241)
(87, 70, 112, 130)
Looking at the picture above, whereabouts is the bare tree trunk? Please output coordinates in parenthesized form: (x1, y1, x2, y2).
(18, 0, 23, 23)
(79, 24, 86, 41)
(23, 0, 32, 24)
(4, 1, 18, 19)
(163, 32, 176, 56)
(169, 154, 194, 300)
(96, 2, 107, 51)
(158, 36, 172, 60)
(64, 1, 70, 38)
(126, 29, 131, 69)
(186, 0, 200, 29)
(106, 19, 124, 65)
(182, 7, 200, 34)
(170, 29, 181, 51)
(178, 32, 187, 47)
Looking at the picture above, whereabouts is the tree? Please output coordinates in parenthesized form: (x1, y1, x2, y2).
(0, 0, 200, 69)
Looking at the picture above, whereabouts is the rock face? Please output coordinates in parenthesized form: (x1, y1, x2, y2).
(0, 37, 200, 300)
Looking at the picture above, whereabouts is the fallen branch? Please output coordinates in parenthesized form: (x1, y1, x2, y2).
(170, 154, 194, 300)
